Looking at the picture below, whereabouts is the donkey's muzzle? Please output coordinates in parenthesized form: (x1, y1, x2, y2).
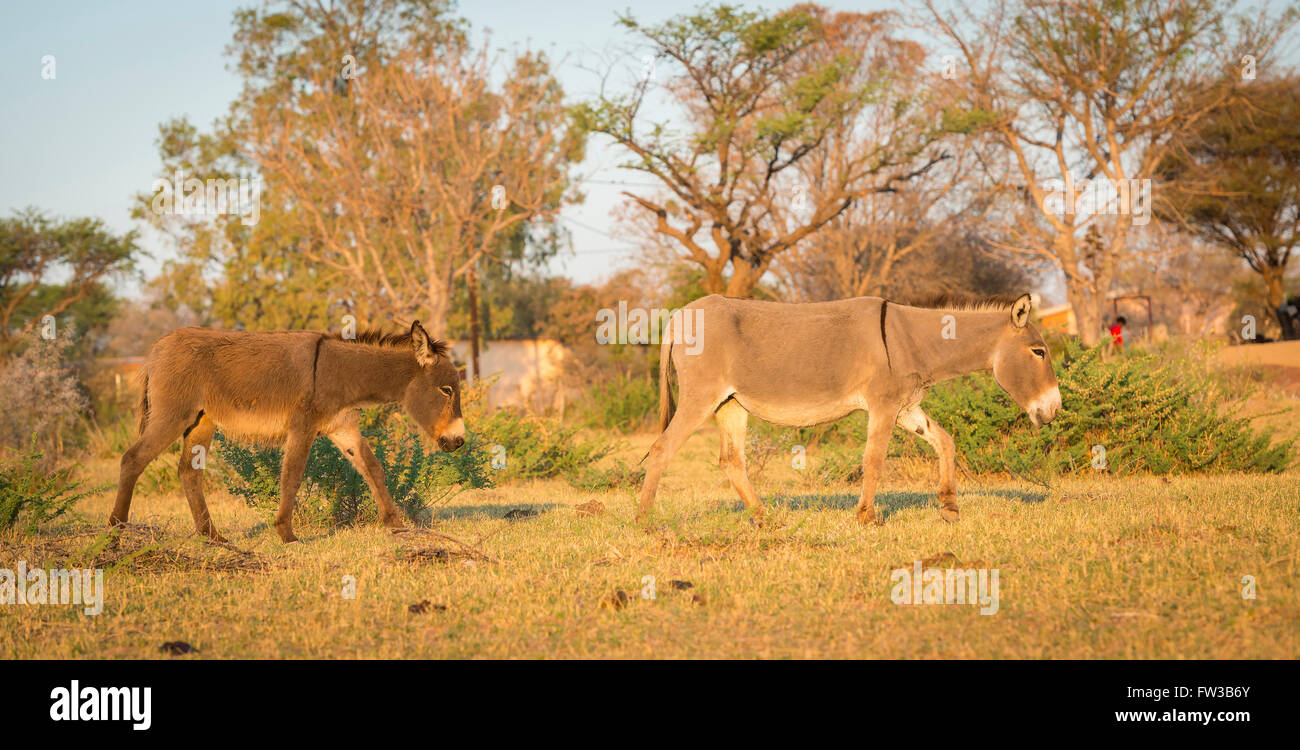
(438, 435, 465, 452)
(1027, 385, 1062, 427)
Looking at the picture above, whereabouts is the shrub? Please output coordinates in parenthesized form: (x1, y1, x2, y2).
(0, 446, 105, 533)
(0, 327, 88, 460)
(579, 374, 658, 433)
(215, 409, 492, 527)
(921, 340, 1294, 476)
(807, 340, 1293, 483)
(477, 408, 612, 481)
(215, 401, 614, 526)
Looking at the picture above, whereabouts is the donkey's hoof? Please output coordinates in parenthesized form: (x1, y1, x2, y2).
(855, 507, 881, 526)
(207, 533, 230, 545)
(939, 507, 960, 523)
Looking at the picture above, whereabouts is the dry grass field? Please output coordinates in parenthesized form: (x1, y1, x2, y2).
(2, 418, 1297, 659)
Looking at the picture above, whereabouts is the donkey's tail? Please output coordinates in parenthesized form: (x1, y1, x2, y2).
(657, 314, 676, 434)
(639, 313, 677, 465)
(135, 367, 150, 437)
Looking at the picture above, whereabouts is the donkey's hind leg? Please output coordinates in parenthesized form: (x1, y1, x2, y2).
(636, 395, 720, 522)
(178, 414, 228, 543)
(897, 405, 959, 523)
(110, 412, 193, 530)
(855, 401, 901, 526)
(274, 429, 312, 543)
(715, 399, 764, 523)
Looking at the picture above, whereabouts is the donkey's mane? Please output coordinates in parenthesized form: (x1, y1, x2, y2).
(902, 292, 1022, 312)
(330, 328, 449, 357)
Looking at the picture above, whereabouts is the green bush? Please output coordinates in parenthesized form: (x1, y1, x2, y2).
(215, 406, 615, 525)
(921, 340, 1293, 476)
(579, 374, 658, 433)
(215, 410, 492, 527)
(477, 409, 613, 481)
(0, 446, 105, 532)
(810, 340, 1293, 483)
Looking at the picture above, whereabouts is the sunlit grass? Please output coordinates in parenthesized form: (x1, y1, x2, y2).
(2, 427, 1296, 659)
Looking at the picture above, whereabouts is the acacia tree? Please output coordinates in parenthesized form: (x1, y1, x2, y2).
(925, 0, 1284, 345)
(1156, 74, 1300, 338)
(0, 208, 138, 345)
(575, 4, 950, 298)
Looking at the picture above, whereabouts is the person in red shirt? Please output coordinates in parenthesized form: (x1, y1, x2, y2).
(1108, 316, 1127, 353)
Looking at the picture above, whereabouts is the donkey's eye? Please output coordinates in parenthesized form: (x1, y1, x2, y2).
(439, 385, 454, 397)
(1031, 347, 1047, 359)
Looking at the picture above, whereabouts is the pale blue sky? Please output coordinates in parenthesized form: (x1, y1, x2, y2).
(0, 0, 894, 295)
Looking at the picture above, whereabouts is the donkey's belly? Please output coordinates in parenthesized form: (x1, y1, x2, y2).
(205, 406, 291, 444)
(732, 392, 866, 428)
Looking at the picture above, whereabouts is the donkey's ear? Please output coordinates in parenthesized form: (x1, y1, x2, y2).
(410, 320, 442, 367)
(1010, 294, 1033, 329)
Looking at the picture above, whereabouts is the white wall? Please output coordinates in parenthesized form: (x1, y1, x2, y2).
(448, 339, 574, 412)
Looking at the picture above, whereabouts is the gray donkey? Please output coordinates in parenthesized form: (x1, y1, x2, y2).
(638, 293, 1061, 524)
(111, 321, 465, 543)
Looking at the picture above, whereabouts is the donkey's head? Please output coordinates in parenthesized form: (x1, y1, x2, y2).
(403, 321, 466, 451)
(990, 294, 1061, 427)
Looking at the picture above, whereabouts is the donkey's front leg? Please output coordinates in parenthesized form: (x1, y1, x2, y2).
(275, 430, 312, 543)
(855, 403, 900, 526)
(328, 424, 406, 532)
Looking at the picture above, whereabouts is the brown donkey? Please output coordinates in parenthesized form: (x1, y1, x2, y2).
(638, 293, 1061, 524)
(111, 321, 466, 543)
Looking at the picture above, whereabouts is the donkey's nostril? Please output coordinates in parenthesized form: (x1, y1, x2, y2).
(438, 435, 465, 452)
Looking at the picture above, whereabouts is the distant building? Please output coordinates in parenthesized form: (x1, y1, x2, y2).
(1036, 303, 1077, 335)
(448, 339, 573, 413)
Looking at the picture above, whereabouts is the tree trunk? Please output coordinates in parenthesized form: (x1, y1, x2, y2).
(723, 261, 761, 298)
(467, 265, 482, 381)
(701, 260, 728, 295)
(1262, 267, 1285, 309)
(1067, 284, 1104, 348)
(1261, 266, 1295, 340)
(426, 282, 450, 341)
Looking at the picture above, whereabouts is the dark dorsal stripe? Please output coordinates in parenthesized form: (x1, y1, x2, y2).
(880, 299, 892, 372)
(310, 334, 325, 393)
